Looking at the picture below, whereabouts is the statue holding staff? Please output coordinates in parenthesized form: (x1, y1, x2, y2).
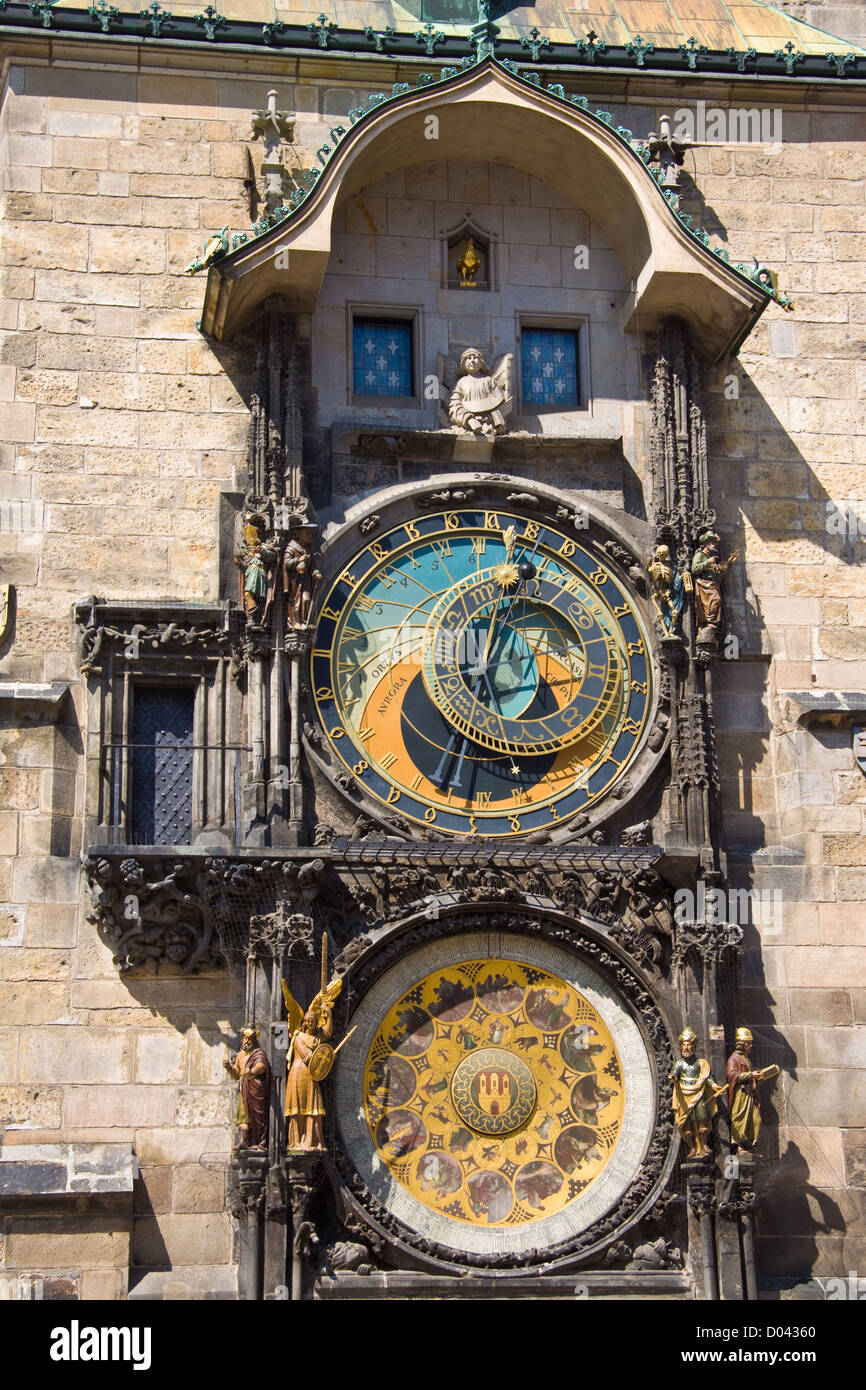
(223, 1026, 272, 1150)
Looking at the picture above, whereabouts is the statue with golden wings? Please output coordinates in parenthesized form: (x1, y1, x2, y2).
(281, 935, 355, 1150)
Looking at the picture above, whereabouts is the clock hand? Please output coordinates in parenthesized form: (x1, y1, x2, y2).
(482, 536, 541, 665)
(434, 534, 543, 785)
(482, 581, 507, 666)
(436, 669, 486, 789)
(480, 532, 541, 669)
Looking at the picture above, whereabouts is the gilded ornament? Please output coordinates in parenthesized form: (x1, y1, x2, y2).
(362, 958, 624, 1227)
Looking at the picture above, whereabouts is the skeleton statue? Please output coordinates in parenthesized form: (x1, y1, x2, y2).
(647, 543, 684, 636)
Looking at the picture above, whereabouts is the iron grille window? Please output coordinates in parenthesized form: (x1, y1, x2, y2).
(521, 328, 580, 408)
(130, 686, 195, 845)
(353, 318, 413, 397)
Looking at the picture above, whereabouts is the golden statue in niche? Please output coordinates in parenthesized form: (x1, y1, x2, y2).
(456, 236, 482, 288)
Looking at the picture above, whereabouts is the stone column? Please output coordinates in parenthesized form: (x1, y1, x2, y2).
(234, 1150, 269, 1300)
(286, 1154, 323, 1301)
(685, 1160, 719, 1300)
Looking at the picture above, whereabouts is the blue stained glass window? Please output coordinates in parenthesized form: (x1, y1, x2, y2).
(521, 328, 580, 408)
(353, 318, 413, 397)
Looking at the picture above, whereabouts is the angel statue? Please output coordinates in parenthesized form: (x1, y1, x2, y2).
(448, 348, 513, 440)
(281, 936, 355, 1150)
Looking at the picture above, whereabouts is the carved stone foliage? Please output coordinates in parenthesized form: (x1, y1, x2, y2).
(84, 843, 741, 981)
(332, 909, 676, 1272)
(249, 903, 316, 960)
(228, 1149, 269, 1217)
(74, 598, 233, 676)
(84, 855, 222, 975)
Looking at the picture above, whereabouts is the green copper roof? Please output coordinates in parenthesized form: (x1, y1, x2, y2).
(36, 0, 866, 56)
(3, 0, 864, 70)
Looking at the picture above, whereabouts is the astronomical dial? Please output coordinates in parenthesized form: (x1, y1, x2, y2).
(311, 508, 652, 837)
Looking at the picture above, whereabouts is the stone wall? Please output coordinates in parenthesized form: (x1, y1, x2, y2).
(316, 158, 631, 437)
(0, 51, 864, 1290)
(777, 0, 866, 47)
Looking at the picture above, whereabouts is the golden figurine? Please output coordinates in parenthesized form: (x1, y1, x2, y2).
(726, 1026, 779, 1152)
(670, 1026, 725, 1159)
(456, 236, 482, 288)
(223, 1026, 272, 1150)
(281, 936, 355, 1150)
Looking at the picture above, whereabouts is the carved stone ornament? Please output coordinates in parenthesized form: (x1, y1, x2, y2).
(84, 855, 222, 974)
(249, 903, 316, 959)
(75, 598, 232, 675)
(604, 1235, 683, 1270)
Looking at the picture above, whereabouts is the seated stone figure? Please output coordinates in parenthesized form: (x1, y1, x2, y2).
(448, 348, 513, 440)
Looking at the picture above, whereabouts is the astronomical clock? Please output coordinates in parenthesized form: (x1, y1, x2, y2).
(294, 478, 687, 1284)
(312, 504, 652, 839)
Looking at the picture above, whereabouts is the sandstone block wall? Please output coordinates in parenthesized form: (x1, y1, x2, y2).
(0, 51, 864, 1288)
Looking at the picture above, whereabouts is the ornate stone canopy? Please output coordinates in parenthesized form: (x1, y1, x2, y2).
(198, 58, 774, 358)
